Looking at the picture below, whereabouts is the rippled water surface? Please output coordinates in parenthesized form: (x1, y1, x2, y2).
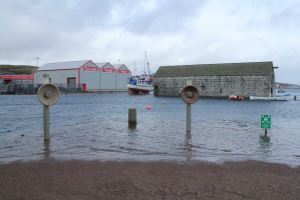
(1, 92, 300, 166)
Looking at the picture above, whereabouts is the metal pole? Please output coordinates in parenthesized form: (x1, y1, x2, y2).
(264, 129, 267, 136)
(186, 103, 191, 134)
(44, 142, 50, 158)
(43, 105, 50, 143)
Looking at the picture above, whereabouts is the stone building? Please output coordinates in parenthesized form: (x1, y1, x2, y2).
(153, 61, 275, 97)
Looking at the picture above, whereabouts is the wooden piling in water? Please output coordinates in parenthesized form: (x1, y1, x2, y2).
(128, 108, 137, 128)
(294, 95, 297, 101)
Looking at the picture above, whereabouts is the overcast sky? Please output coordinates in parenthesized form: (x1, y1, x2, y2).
(0, 0, 299, 84)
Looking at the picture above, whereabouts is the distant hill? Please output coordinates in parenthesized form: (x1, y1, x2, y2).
(0, 65, 37, 75)
(276, 82, 300, 89)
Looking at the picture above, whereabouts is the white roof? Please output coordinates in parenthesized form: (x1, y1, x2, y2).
(39, 60, 89, 71)
(112, 64, 126, 69)
(96, 62, 114, 68)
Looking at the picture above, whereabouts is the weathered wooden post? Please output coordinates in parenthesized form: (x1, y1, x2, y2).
(37, 84, 60, 143)
(180, 84, 200, 135)
(128, 108, 137, 129)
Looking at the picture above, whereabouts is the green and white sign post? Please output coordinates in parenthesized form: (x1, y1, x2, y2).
(261, 115, 271, 136)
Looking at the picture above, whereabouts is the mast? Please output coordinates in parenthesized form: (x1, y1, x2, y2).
(133, 61, 137, 76)
(143, 51, 146, 76)
(147, 60, 150, 75)
(144, 51, 151, 75)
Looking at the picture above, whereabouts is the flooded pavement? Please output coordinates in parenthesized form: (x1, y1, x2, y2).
(0, 93, 300, 166)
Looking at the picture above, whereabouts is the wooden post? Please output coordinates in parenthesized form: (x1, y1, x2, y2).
(43, 105, 50, 143)
(128, 108, 137, 129)
(294, 96, 297, 101)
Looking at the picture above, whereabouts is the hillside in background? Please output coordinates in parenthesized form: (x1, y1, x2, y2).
(0, 65, 37, 75)
(276, 82, 300, 89)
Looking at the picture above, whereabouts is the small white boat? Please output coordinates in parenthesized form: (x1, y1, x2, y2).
(249, 95, 291, 101)
(250, 88, 292, 101)
(127, 77, 153, 95)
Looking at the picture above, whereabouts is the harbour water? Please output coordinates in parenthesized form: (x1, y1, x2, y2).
(1, 92, 300, 166)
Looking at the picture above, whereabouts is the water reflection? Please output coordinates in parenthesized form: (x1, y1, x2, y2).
(43, 142, 50, 159)
(128, 123, 137, 130)
(127, 129, 137, 144)
(184, 133, 192, 161)
(259, 135, 271, 143)
(259, 135, 272, 156)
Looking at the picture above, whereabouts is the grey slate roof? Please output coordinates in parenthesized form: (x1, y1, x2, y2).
(39, 60, 89, 71)
(155, 61, 274, 78)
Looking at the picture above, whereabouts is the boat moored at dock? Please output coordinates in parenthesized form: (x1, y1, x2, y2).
(250, 88, 292, 101)
(127, 51, 153, 95)
(127, 76, 153, 95)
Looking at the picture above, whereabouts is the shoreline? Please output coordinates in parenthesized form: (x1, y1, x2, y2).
(1, 157, 300, 168)
(1, 159, 299, 200)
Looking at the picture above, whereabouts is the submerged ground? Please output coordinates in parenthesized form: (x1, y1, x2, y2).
(0, 92, 300, 166)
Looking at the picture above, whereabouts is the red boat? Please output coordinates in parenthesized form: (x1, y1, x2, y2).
(228, 95, 245, 101)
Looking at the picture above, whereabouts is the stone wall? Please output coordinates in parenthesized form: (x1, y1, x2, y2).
(153, 75, 272, 97)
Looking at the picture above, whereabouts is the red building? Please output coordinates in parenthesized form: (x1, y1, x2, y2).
(0, 74, 34, 84)
(0, 74, 35, 94)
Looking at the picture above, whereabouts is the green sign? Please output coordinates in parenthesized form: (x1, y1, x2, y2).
(261, 115, 271, 129)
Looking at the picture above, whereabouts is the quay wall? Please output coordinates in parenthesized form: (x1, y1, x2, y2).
(153, 75, 272, 97)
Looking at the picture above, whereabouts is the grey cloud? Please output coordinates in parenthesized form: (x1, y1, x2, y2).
(117, 0, 206, 34)
(0, 0, 117, 61)
(0, 0, 299, 84)
(269, 3, 300, 31)
(0, 0, 217, 59)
